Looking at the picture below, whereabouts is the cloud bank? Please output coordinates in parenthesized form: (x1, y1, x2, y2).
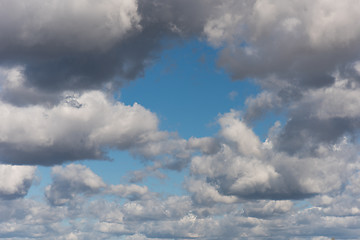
(1, 0, 360, 239)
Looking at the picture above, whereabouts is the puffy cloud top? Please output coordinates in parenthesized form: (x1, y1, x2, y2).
(0, 87, 161, 165)
(0, 0, 140, 51)
(0, 165, 36, 199)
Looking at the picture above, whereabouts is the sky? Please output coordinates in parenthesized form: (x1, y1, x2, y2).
(1, 0, 360, 239)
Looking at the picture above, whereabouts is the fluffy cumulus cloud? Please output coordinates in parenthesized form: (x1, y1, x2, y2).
(0, 164, 36, 199)
(0, 161, 358, 239)
(45, 164, 154, 206)
(205, 0, 360, 86)
(1, 0, 360, 239)
(0, 0, 220, 93)
(203, 0, 360, 155)
(0, 69, 170, 165)
(187, 111, 359, 203)
(45, 164, 106, 205)
(0, 0, 142, 90)
(0, 0, 140, 51)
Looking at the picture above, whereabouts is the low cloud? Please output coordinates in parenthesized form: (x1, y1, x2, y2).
(0, 86, 164, 165)
(187, 111, 358, 202)
(0, 165, 36, 199)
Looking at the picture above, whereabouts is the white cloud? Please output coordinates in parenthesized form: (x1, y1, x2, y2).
(45, 164, 106, 205)
(106, 184, 150, 200)
(0, 86, 163, 165)
(187, 111, 359, 202)
(0, 1, 360, 239)
(187, 137, 220, 155)
(218, 110, 262, 157)
(0, 164, 36, 199)
(0, 0, 140, 51)
(1, 159, 360, 239)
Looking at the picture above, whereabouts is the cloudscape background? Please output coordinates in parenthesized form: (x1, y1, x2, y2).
(1, 0, 360, 239)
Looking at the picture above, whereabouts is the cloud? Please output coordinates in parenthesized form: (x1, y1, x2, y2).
(228, 90, 238, 100)
(106, 184, 151, 201)
(187, 111, 359, 202)
(0, 0, 140, 52)
(218, 110, 262, 157)
(1, 1, 360, 239)
(0, 0, 221, 94)
(0, 0, 143, 91)
(0, 66, 61, 106)
(1, 161, 360, 239)
(244, 91, 282, 122)
(45, 164, 106, 205)
(45, 164, 155, 206)
(205, 0, 360, 89)
(274, 74, 360, 154)
(0, 164, 36, 199)
(187, 137, 221, 155)
(0, 66, 192, 168)
(243, 200, 293, 219)
(202, 0, 360, 155)
(0, 88, 165, 165)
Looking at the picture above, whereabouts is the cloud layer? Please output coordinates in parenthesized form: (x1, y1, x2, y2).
(1, 0, 360, 239)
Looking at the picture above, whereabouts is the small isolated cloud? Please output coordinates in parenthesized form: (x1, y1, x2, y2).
(228, 90, 238, 100)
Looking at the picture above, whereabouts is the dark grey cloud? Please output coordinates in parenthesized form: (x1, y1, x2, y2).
(0, 0, 220, 99)
(276, 117, 360, 155)
(242, 62, 360, 156)
(273, 76, 360, 154)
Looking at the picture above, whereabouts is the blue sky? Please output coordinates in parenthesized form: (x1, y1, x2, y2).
(30, 38, 272, 198)
(1, 1, 360, 239)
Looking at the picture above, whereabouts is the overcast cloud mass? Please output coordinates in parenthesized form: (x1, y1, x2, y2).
(1, 0, 360, 239)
